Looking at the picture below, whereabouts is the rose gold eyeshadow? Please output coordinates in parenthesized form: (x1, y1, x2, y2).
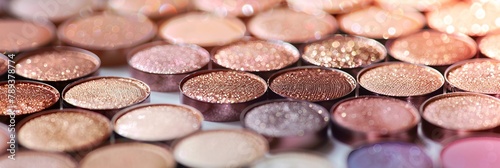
(374, 0, 457, 11)
(128, 41, 210, 92)
(159, 12, 246, 47)
(0, 54, 7, 77)
(427, 1, 500, 36)
(80, 143, 176, 168)
(302, 34, 386, 69)
(212, 38, 300, 73)
(388, 30, 477, 66)
(331, 96, 420, 145)
(338, 6, 425, 39)
(479, 32, 500, 61)
(108, 0, 190, 19)
(9, 0, 94, 23)
(0, 81, 59, 116)
(0, 123, 8, 155)
(17, 109, 112, 152)
(0, 151, 77, 168)
(445, 59, 500, 95)
(113, 103, 203, 141)
(358, 62, 444, 97)
(421, 93, 500, 141)
(173, 130, 268, 168)
(193, 0, 281, 17)
(0, 19, 55, 53)
(287, 0, 372, 14)
(248, 8, 337, 43)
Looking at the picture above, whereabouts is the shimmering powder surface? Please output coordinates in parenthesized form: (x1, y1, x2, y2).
(81, 143, 176, 168)
(479, 33, 500, 60)
(193, 0, 281, 16)
(0, 151, 77, 168)
(60, 13, 155, 49)
(115, 105, 202, 141)
(174, 130, 267, 168)
(10, 0, 93, 22)
(18, 111, 110, 152)
(332, 97, 419, 133)
(302, 35, 386, 68)
(447, 60, 500, 94)
(213, 40, 299, 72)
(130, 45, 209, 74)
(338, 6, 425, 39)
(359, 63, 444, 96)
(244, 101, 328, 137)
(182, 71, 267, 103)
(423, 94, 500, 130)
(390, 31, 475, 66)
(64, 78, 150, 109)
(0, 20, 53, 52)
(16, 49, 99, 81)
(248, 8, 337, 43)
(160, 12, 246, 47)
(251, 152, 333, 168)
(442, 137, 500, 168)
(269, 68, 356, 101)
(348, 142, 432, 168)
(286, 0, 371, 14)
(427, 1, 500, 36)
(108, 0, 189, 18)
(0, 82, 59, 115)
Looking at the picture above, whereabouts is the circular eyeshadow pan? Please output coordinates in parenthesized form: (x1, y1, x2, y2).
(0, 81, 59, 116)
(445, 59, 500, 94)
(441, 136, 500, 168)
(0, 151, 77, 168)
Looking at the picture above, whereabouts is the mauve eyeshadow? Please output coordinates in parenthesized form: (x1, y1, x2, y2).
(441, 136, 500, 168)
(348, 142, 432, 168)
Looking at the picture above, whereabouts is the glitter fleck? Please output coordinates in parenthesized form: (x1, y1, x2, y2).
(446, 59, 500, 94)
(0, 82, 59, 115)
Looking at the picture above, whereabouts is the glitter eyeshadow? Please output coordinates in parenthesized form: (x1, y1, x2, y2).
(193, 0, 282, 17)
(212, 39, 300, 72)
(181, 71, 267, 104)
(0, 151, 77, 168)
(113, 104, 203, 141)
(248, 8, 337, 43)
(80, 143, 176, 168)
(427, 1, 500, 36)
(348, 142, 433, 168)
(302, 34, 386, 69)
(388, 30, 477, 66)
(251, 152, 333, 168)
(17, 109, 111, 152)
(0, 81, 59, 115)
(374, 0, 456, 11)
(479, 32, 500, 61)
(269, 67, 356, 102)
(15, 46, 100, 82)
(422, 93, 500, 131)
(173, 130, 268, 168)
(446, 59, 500, 94)
(441, 136, 500, 168)
(159, 12, 246, 47)
(9, 0, 93, 23)
(0, 19, 55, 53)
(338, 6, 425, 39)
(358, 62, 444, 97)
(63, 77, 150, 110)
(287, 0, 372, 14)
(108, 0, 189, 19)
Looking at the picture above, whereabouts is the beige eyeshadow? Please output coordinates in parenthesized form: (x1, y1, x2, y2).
(63, 77, 150, 110)
(213, 39, 299, 72)
(358, 62, 444, 97)
(0, 151, 77, 168)
(193, 0, 281, 16)
(251, 152, 333, 168)
(479, 32, 500, 61)
(0, 20, 54, 52)
(389, 30, 476, 66)
(58, 13, 156, 50)
(248, 8, 337, 43)
(287, 0, 372, 14)
(173, 130, 268, 168)
(338, 6, 425, 39)
(18, 110, 111, 152)
(114, 104, 203, 141)
(16, 47, 100, 81)
(427, 1, 500, 36)
(422, 93, 500, 130)
(80, 143, 175, 168)
(446, 59, 500, 94)
(9, 0, 93, 22)
(159, 12, 246, 47)
(302, 34, 386, 69)
(0, 82, 59, 115)
(108, 0, 189, 19)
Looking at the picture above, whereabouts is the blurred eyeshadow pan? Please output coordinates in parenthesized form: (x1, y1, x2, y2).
(108, 0, 189, 19)
(286, 0, 372, 14)
(0, 81, 59, 116)
(445, 59, 500, 94)
(0, 151, 77, 168)
(251, 152, 333, 168)
(9, 0, 93, 23)
(441, 136, 500, 168)
(374, 0, 457, 11)
(0, 19, 55, 53)
(479, 32, 500, 61)
(0, 54, 8, 77)
(348, 142, 432, 168)
(193, 0, 281, 17)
